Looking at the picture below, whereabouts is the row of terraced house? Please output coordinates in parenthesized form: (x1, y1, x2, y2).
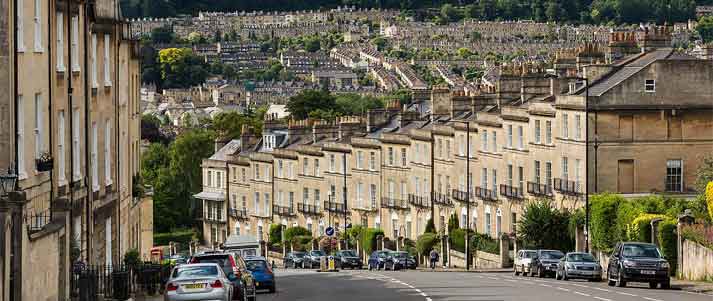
(193, 28, 713, 253)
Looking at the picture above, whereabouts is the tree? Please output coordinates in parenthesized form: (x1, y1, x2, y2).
(334, 94, 384, 116)
(424, 218, 436, 234)
(206, 111, 262, 141)
(698, 16, 713, 44)
(303, 36, 321, 52)
(695, 155, 713, 192)
(440, 4, 460, 22)
(141, 114, 169, 144)
(517, 200, 573, 251)
(448, 213, 459, 234)
(150, 26, 175, 44)
(464, 4, 479, 19)
(478, 0, 497, 20)
(286, 90, 338, 120)
(706, 182, 713, 221)
(140, 143, 169, 187)
(158, 48, 209, 88)
(545, 0, 562, 22)
(370, 36, 387, 51)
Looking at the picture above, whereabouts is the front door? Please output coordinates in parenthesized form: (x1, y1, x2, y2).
(617, 160, 634, 193)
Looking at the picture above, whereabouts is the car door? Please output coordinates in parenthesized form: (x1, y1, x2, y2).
(516, 251, 522, 269)
(236, 256, 255, 296)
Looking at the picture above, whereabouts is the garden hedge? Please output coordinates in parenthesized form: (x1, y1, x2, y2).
(657, 219, 678, 274)
(360, 228, 384, 254)
(416, 232, 439, 255)
(154, 229, 195, 246)
(470, 232, 499, 254)
(628, 213, 667, 243)
(590, 194, 622, 253)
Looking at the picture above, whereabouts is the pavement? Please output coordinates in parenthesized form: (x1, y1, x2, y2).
(134, 268, 713, 301)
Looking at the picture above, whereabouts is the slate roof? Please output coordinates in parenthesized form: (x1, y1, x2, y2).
(582, 48, 673, 97)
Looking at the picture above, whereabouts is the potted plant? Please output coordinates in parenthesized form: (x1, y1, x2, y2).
(36, 152, 54, 172)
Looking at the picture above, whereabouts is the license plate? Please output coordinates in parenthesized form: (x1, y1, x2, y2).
(184, 283, 204, 289)
(641, 270, 656, 275)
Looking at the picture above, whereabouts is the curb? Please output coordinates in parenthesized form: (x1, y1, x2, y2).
(415, 268, 512, 273)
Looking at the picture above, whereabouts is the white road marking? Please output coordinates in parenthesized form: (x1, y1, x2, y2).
(488, 277, 499, 280)
(574, 291, 591, 297)
(615, 292, 637, 297)
(556, 287, 570, 292)
(593, 297, 613, 301)
(642, 297, 663, 301)
(505, 279, 518, 283)
(592, 287, 611, 292)
(539, 283, 553, 287)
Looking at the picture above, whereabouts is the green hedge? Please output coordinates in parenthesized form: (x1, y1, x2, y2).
(154, 229, 196, 246)
(416, 232, 439, 255)
(590, 194, 624, 253)
(627, 214, 667, 243)
(269, 224, 282, 246)
(658, 219, 678, 274)
(471, 232, 499, 254)
(360, 228, 384, 255)
(284, 226, 311, 243)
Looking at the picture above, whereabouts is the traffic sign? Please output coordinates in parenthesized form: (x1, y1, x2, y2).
(325, 226, 335, 237)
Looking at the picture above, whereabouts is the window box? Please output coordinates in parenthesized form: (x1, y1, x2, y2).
(36, 152, 54, 172)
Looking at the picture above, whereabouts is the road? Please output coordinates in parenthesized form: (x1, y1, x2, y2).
(258, 269, 713, 301)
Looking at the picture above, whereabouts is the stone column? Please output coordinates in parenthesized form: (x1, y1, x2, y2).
(676, 210, 695, 279)
(575, 226, 586, 252)
(650, 218, 663, 247)
(500, 238, 511, 268)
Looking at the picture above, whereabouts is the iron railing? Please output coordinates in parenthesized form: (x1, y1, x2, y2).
(26, 209, 52, 232)
(475, 186, 498, 202)
(433, 192, 454, 206)
(70, 264, 171, 301)
(408, 194, 430, 208)
(527, 182, 553, 197)
(452, 189, 476, 203)
(297, 203, 321, 215)
(272, 205, 296, 216)
(229, 208, 249, 220)
(323, 201, 348, 214)
(553, 178, 582, 195)
(380, 197, 409, 210)
(499, 184, 525, 200)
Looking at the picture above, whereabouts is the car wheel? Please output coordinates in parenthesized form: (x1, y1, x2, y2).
(607, 270, 616, 286)
(562, 270, 568, 281)
(514, 268, 520, 276)
(661, 280, 670, 289)
(616, 270, 626, 287)
(555, 270, 561, 280)
(538, 266, 545, 278)
(649, 282, 658, 289)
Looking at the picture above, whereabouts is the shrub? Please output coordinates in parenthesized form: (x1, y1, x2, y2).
(681, 224, 713, 250)
(319, 236, 338, 254)
(657, 219, 678, 274)
(124, 249, 141, 267)
(707, 182, 713, 221)
(568, 208, 585, 238)
(284, 226, 311, 243)
(269, 224, 282, 246)
(449, 228, 471, 253)
(614, 199, 643, 243)
(424, 218, 436, 234)
(590, 194, 622, 253)
(291, 235, 313, 251)
(154, 229, 195, 246)
(448, 214, 460, 234)
(403, 238, 417, 256)
(627, 214, 667, 243)
(517, 200, 573, 251)
(383, 237, 396, 250)
(360, 228, 384, 255)
(471, 232, 499, 254)
(416, 232, 439, 255)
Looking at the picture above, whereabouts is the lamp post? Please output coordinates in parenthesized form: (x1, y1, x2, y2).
(449, 120, 471, 270)
(0, 167, 18, 197)
(568, 75, 590, 253)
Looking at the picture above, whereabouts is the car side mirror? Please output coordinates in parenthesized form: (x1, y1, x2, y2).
(228, 273, 238, 281)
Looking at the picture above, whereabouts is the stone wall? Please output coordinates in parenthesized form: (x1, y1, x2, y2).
(449, 249, 467, 268)
(680, 240, 713, 281)
(474, 250, 502, 269)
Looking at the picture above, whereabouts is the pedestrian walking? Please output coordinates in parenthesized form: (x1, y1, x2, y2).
(429, 249, 439, 270)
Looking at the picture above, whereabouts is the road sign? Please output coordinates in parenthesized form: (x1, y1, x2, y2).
(325, 226, 334, 237)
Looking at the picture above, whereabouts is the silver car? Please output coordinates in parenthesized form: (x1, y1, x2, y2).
(164, 263, 235, 301)
(556, 252, 603, 282)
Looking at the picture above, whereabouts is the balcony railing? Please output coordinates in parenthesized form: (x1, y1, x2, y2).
(380, 197, 409, 210)
(297, 203, 321, 215)
(433, 192, 454, 206)
(474, 186, 498, 202)
(272, 205, 296, 217)
(452, 189, 476, 204)
(408, 194, 430, 209)
(499, 184, 524, 200)
(527, 182, 553, 197)
(324, 200, 348, 214)
(229, 208, 249, 220)
(553, 178, 582, 195)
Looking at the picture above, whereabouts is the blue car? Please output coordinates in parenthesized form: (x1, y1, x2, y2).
(367, 251, 390, 270)
(245, 257, 276, 293)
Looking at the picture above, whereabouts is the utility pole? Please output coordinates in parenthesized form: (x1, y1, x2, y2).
(465, 121, 471, 270)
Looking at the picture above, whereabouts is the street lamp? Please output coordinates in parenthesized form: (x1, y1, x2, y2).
(0, 166, 18, 197)
(448, 119, 471, 270)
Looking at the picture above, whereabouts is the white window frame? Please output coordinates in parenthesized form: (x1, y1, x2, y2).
(71, 16, 80, 72)
(72, 108, 81, 181)
(507, 125, 513, 148)
(58, 111, 66, 184)
(34, 93, 43, 160)
(56, 11, 65, 72)
(357, 151, 363, 169)
(91, 34, 98, 88)
(104, 34, 112, 86)
(517, 125, 524, 149)
(562, 113, 569, 139)
(575, 115, 582, 140)
(482, 130, 488, 151)
(562, 157, 569, 181)
(645, 79, 655, 93)
(34, 0, 43, 52)
(491, 131, 497, 153)
(534, 120, 541, 144)
(329, 154, 335, 172)
(105, 217, 112, 267)
(17, 95, 26, 179)
(16, 0, 25, 52)
(545, 120, 552, 145)
(105, 119, 112, 185)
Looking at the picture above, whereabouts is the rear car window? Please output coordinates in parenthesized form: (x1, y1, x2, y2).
(191, 255, 233, 275)
(246, 260, 268, 271)
(173, 266, 219, 278)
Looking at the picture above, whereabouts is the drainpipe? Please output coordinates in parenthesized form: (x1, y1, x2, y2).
(430, 131, 434, 226)
(83, 2, 91, 264)
(66, 0, 75, 264)
(47, 0, 54, 221)
(226, 161, 230, 236)
(115, 19, 121, 263)
(11, 0, 22, 299)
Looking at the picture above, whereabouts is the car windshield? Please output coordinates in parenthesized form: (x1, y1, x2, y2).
(567, 253, 596, 262)
(523, 251, 537, 258)
(622, 244, 661, 258)
(246, 260, 268, 272)
(292, 252, 306, 258)
(173, 266, 219, 278)
(391, 252, 408, 258)
(539, 251, 564, 260)
(377, 251, 389, 258)
(311, 250, 325, 256)
(340, 250, 357, 257)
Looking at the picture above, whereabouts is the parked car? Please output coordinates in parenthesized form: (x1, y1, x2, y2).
(335, 250, 363, 269)
(302, 250, 327, 269)
(244, 256, 276, 293)
(367, 250, 390, 270)
(283, 251, 306, 269)
(607, 242, 670, 289)
(189, 252, 256, 300)
(164, 263, 234, 301)
(531, 250, 565, 278)
(513, 250, 538, 276)
(556, 252, 602, 282)
(384, 251, 417, 270)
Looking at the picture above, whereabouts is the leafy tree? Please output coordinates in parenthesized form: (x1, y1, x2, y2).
(464, 4, 479, 19)
(286, 90, 338, 120)
(141, 114, 169, 144)
(141, 143, 169, 187)
(370, 36, 387, 51)
(478, 0, 497, 20)
(205, 111, 262, 141)
(706, 182, 713, 221)
(303, 36, 321, 52)
(335, 94, 384, 116)
(447, 213, 459, 234)
(158, 48, 209, 88)
(269, 224, 283, 246)
(517, 200, 573, 251)
(440, 4, 460, 22)
(416, 232, 439, 254)
(150, 26, 175, 44)
(698, 16, 713, 44)
(695, 155, 713, 193)
(424, 218, 436, 234)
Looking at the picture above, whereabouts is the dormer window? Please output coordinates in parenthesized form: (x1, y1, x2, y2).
(645, 80, 655, 93)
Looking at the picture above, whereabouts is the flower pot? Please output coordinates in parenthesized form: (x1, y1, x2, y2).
(36, 158, 54, 172)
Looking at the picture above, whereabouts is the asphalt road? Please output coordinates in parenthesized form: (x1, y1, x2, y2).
(258, 269, 713, 301)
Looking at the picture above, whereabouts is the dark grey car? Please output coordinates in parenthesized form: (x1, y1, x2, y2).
(607, 242, 670, 289)
(302, 250, 326, 269)
(335, 250, 362, 269)
(532, 250, 565, 278)
(556, 252, 602, 282)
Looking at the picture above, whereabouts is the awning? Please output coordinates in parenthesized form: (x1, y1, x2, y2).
(193, 191, 225, 201)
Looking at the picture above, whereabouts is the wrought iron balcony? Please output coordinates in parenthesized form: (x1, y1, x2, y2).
(380, 197, 409, 210)
(433, 192, 453, 206)
(499, 184, 524, 200)
(452, 189, 476, 204)
(297, 203, 321, 215)
(527, 182, 553, 198)
(475, 186, 498, 202)
(323, 200, 348, 214)
(229, 208, 249, 220)
(553, 178, 582, 195)
(272, 205, 296, 217)
(408, 194, 430, 209)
